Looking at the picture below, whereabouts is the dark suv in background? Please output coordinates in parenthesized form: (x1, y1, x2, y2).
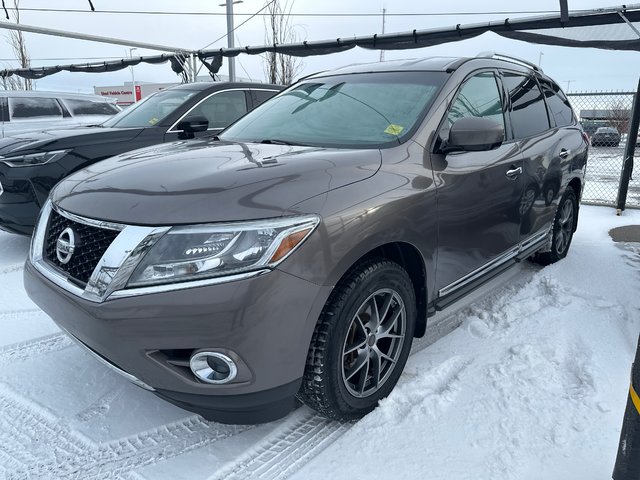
(25, 54, 587, 424)
(0, 82, 281, 235)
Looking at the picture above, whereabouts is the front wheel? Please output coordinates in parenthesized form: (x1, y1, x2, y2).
(299, 259, 416, 421)
(531, 188, 578, 265)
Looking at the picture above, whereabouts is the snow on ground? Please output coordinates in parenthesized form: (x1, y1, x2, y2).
(0, 205, 639, 479)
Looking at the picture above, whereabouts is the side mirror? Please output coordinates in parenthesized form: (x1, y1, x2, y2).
(445, 117, 504, 152)
(176, 115, 209, 134)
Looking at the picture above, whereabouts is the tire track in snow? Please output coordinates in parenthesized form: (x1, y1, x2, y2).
(0, 382, 93, 476)
(41, 418, 251, 480)
(0, 332, 72, 367)
(1, 378, 254, 479)
(209, 409, 351, 480)
(0, 263, 24, 275)
(205, 266, 538, 480)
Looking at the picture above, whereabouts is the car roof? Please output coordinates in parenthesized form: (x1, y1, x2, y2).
(305, 55, 538, 79)
(311, 57, 464, 76)
(0, 90, 115, 102)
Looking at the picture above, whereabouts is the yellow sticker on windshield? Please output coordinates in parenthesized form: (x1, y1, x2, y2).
(148, 117, 159, 125)
(385, 124, 404, 136)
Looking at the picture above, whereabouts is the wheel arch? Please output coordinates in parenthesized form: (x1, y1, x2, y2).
(335, 241, 429, 338)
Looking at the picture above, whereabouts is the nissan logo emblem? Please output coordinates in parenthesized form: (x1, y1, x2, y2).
(56, 227, 76, 264)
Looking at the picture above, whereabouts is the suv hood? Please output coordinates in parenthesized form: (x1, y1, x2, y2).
(0, 127, 145, 156)
(51, 139, 382, 225)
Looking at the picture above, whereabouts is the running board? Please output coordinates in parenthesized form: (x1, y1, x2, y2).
(432, 235, 548, 313)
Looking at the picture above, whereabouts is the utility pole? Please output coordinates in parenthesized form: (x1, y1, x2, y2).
(221, 0, 242, 82)
(379, 8, 386, 62)
(129, 47, 137, 104)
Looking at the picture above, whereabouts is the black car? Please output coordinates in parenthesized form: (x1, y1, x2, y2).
(0, 82, 282, 235)
(590, 126, 621, 147)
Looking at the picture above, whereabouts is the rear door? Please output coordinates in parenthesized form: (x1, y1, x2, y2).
(502, 72, 581, 242)
(433, 70, 524, 296)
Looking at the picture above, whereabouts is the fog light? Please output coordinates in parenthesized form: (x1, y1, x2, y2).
(189, 351, 238, 384)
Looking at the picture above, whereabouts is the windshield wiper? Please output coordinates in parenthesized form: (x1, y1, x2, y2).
(259, 139, 310, 146)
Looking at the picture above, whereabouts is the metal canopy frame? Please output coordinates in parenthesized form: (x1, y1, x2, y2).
(0, 4, 640, 81)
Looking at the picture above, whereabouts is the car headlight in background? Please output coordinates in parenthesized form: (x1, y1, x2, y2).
(1, 150, 69, 167)
(127, 215, 320, 288)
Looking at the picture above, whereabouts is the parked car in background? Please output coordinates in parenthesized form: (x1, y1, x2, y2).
(24, 55, 587, 424)
(0, 82, 282, 234)
(0, 91, 120, 137)
(591, 126, 621, 146)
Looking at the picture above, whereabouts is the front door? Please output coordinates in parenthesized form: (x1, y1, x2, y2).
(164, 90, 249, 142)
(432, 71, 524, 296)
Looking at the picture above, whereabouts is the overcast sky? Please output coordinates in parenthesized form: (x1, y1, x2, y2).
(0, 0, 638, 94)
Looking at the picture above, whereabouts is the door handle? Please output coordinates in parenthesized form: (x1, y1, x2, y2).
(559, 149, 570, 159)
(505, 166, 522, 179)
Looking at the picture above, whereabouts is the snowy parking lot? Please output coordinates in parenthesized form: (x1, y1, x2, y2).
(1, 205, 639, 479)
(583, 145, 640, 207)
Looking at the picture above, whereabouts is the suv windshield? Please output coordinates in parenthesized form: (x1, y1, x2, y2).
(102, 89, 199, 128)
(221, 72, 448, 148)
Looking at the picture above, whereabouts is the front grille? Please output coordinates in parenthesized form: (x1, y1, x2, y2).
(44, 210, 120, 285)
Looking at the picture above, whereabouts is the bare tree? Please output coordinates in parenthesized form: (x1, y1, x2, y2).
(608, 100, 631, 134)
(263, 0, 303, 85)
(3, 0, 32, 90)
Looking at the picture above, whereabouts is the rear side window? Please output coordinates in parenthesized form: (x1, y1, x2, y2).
(538, 78, 574, 128)
(502, 73, 550, 139)
(447, 72, 505, 128)
(63, 99, 120, 116)
(9, 97, 63, 119)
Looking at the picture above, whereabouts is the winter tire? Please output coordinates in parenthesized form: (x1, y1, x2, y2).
(299, 259, 416, 421)
(532, 187, 578, 265)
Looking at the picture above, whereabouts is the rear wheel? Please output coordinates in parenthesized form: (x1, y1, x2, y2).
(299, 259, 416, 421)
(531, 188, 578, 265)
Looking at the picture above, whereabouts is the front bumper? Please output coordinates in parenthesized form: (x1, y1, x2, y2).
(24, 260, 332, 424)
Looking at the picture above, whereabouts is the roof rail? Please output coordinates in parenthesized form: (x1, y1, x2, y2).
(476, 52, 543, 73)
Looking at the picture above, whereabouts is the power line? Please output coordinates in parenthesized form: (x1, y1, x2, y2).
(201, 0, 276, 50)
(0, 57, 123, 61)
(1, 7, 584, 17)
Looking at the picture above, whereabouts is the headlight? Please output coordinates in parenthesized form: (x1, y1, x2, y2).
(127, 215, 320, 288)
(1, 150, 69, 167)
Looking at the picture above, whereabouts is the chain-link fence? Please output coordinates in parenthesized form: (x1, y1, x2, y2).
(567, 91, 639, 208)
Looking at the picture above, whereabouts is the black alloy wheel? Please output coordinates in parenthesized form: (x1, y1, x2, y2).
(299, 259, 416, 421)
(532, 187, 578, 265)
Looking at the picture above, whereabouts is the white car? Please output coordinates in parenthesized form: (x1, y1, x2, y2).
(0, 91, 120, 137)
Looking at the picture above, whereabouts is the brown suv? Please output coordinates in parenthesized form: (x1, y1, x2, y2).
(24, 54, 588, 424)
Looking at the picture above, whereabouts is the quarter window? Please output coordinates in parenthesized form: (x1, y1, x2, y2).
(502, 72, 550, 139)
(538, 78, 574, 128)
(9, 97, 63, 119)
(447, 72, 505, 129)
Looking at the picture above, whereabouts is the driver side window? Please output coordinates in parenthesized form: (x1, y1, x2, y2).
(191, 90, 248, 130)
(444, 72, 505, 137)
